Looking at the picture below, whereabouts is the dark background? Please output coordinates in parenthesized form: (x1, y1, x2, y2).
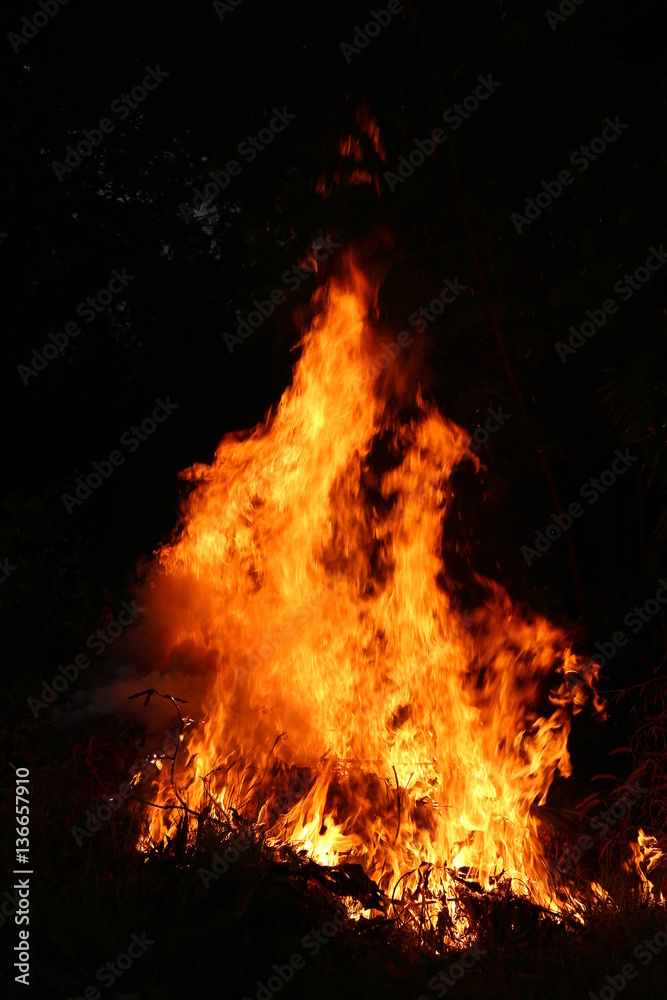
(1, 0, 667, 995)
(3, 0, 665, 738)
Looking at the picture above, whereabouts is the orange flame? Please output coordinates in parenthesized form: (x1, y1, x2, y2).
(315, 104, 386, 197)
(626, 829, 666, 900)
(136, 249, 606, 930)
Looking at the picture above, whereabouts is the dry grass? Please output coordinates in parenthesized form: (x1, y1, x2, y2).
(4, 675, 667, 999)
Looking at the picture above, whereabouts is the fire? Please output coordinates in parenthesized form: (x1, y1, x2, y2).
(626, 829, 666, 900)
(136, 248, 606, 930)
(315, 103, 385, 196)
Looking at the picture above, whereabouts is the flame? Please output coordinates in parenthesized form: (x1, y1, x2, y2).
(626, 829, 666, 900)
(315, 104, 385, 197)
(136, 249, 607, 930)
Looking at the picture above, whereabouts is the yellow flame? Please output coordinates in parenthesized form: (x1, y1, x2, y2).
(135, 250, 608, 928)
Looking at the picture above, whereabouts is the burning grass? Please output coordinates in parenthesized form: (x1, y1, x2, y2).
(9, 240, 666, 998)
(12, 689, 667, 1000)
(123, 248, 616, 934)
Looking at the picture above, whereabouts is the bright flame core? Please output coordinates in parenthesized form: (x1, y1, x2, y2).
(138, 252, 602, 924)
